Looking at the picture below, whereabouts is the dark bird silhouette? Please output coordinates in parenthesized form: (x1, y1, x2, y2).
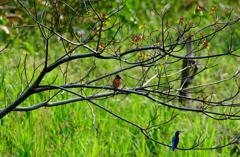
(172, 131, 182, 151)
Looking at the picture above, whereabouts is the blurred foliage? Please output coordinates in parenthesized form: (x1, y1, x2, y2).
(1, 0, 240, 53)
(0, 1, 239, 156)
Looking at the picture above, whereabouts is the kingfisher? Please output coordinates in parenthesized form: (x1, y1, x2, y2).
(172, 131, 182, 151)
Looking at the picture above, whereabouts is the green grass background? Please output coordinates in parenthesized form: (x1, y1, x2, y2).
(0, 0, 240, 156)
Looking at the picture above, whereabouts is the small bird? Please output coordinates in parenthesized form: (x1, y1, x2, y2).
(172, 131, 182, 151)
(112, 75, 122, 95)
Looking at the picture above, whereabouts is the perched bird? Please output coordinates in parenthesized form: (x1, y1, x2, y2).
(112, 75, 122, 95)
(113, 75, 122, 89)
(172, 131, 182, 151)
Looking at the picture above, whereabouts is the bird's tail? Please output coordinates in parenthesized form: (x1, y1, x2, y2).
(113, 89, 116, 97)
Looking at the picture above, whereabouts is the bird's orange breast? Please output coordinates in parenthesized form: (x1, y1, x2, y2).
(113, 78, 122, 88)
